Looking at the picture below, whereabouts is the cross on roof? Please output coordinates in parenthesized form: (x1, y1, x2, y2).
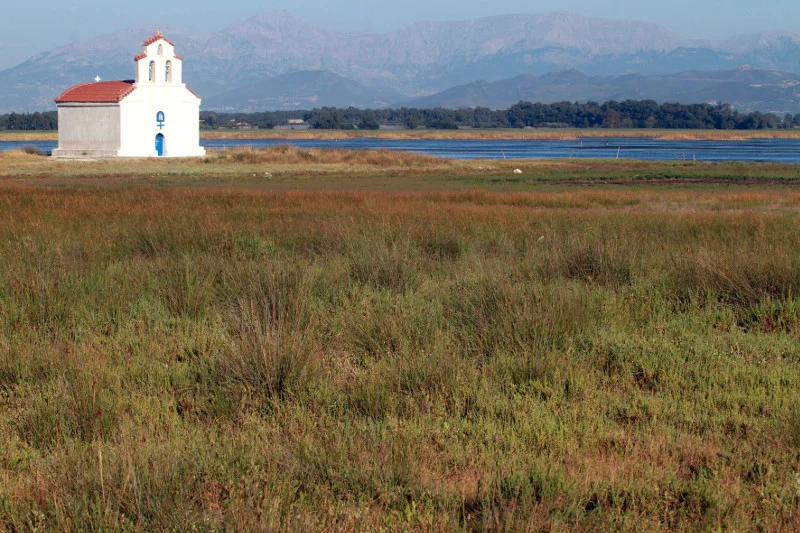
(94, 76, 101, 82)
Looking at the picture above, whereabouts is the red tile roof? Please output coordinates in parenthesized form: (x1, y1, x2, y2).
(55, 80, 136, 104)
(174, 54, 183, 60)
(143, 33, 175, 47)
(134, 52, 147, 62)
(55, 80, 200, 103)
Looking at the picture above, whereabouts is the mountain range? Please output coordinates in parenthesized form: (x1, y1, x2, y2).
(204, 71, 404, 112)
(406, 67, 800, 114)
(1, 9, 799, 113)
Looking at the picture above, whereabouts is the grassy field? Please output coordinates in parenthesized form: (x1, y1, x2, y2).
(1, 148, 800, 531)
(4, 127, 800, 142)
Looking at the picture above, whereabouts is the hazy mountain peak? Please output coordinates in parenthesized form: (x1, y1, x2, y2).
(390, 10, 690, 56)
(225, 9, 328, 41)
(718, 30, 800, 54)
(250, 8, 302, 21)
(235, 8, 317, 30)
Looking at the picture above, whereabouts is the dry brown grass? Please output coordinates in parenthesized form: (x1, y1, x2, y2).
(0, 131, 58, 141)
(212, 144, 444, 167)
(202, 128, 800, 141)
(5, 128, 800, 142)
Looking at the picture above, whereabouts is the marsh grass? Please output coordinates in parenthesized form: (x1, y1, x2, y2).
(215, 144, 443, 168)
(1, 173, 800, 530)
(219, 267, 320, 401)
(5, 147, 800, 191)
(7, 128, 799, 143)
(16, 367, 123, 448)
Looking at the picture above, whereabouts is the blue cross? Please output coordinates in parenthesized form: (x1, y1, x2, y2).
(156, 111, 165, 129)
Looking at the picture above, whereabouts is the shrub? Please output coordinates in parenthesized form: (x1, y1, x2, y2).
(20, 145, 45, 156)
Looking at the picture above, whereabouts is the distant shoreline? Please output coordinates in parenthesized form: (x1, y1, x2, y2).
(4, 128, 800, 142)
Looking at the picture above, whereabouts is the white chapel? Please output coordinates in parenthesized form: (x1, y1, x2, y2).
(53, 32, 206, 158)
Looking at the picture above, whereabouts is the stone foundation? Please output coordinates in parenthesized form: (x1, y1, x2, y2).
(51, 149, 121, 158)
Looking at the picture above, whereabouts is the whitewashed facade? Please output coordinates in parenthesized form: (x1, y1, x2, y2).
(53, 33, 205, 158)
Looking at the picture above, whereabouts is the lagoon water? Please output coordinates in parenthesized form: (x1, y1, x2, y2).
(4, 137, 800, 163)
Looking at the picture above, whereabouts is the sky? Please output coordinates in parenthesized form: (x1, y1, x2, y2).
(0, 0, 796, 71)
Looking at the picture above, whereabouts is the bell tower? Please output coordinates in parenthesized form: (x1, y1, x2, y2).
(133, 30, 184, 86)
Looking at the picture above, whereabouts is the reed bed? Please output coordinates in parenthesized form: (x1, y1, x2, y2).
(168, 128, 800, 141)
(0, 131, 58, 141)
(4, 128, 800, 143)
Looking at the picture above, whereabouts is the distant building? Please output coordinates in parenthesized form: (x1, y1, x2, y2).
(275, 123, 311, 130)
(53, 32, 205, 158)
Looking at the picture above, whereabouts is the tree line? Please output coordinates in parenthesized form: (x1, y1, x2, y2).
(4, 102, 800, 131)
(0, 112, 58, 131)
(201, 101, 800, 130)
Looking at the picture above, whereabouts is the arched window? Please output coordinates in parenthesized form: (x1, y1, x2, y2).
(165, 60, 172, 83)
(157, 44, 163, 56)
(148, 61, 155, 82)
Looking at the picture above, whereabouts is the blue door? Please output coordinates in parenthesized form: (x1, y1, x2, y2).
(155, 134, 164, 157)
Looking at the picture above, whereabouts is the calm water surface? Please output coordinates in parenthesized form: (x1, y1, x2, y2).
(4, 137, 800, 163)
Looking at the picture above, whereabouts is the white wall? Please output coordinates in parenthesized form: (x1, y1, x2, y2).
(118, 85, 204, 158)
(55, 104, 121, 151)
